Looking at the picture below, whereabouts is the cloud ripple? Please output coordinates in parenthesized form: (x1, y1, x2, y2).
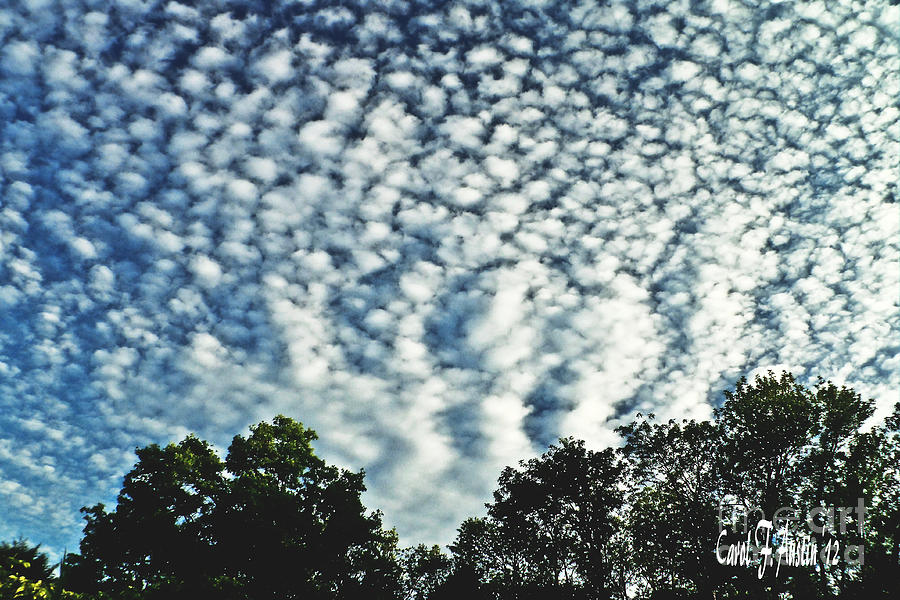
(0, 0, 897, 553)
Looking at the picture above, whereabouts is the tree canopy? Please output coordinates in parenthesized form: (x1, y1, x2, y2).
(442, 371, 899, 599)
(68, 415, 400, 600)
(4, 372, 898, 599)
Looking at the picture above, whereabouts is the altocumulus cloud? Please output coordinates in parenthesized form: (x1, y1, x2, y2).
(0, 0, 897, 556)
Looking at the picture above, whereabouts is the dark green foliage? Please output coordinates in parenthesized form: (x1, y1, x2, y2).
(69, 415, 401, 600)
(0, 539, 54, 583)
(620, 372, 897, 600)
(219, 417, 400, 599)
(448, 438, 625, 599)
(617, 417, 724, 597)
(11, 373, 899, 599)
(0, 540, 85, 599)
(716, 372, 821, 517)
(399, 544, 451, 600)
(440, 371, 898, 600)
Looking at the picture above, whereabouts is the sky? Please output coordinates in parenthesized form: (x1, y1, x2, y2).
(0, 0, 897, 560)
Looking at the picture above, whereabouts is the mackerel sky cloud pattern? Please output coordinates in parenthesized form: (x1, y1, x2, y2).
(0, 0, 897, 555)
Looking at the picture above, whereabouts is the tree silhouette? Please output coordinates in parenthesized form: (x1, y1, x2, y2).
(617, 417, 724, 598)
(449, 438, 624, 599)
(399, 544, 451, 600)
(13, 373, 898, 599)
(0, 539, 54, 583)
(70, 415, 400, 600)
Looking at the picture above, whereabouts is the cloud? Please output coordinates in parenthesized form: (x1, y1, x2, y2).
(0, 0, 896, 560)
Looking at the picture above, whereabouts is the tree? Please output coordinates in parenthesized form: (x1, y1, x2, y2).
(219, 416, 401, 599)
(0, 539, 54, 583)
(48, 375, 900, 599)
(702, 372, 819, 598)
(448, 438, 625, 599)
(72, 415, 401, 600)
(715, 372, 820, 519)
(447, 517, 520, 599)
(791, 379, 876, 598)
(615, 372, 893, 599)
(399, 544, 451, 600)
(832, 400, 900, 599)
(73, 435, 227, 599)
(0, 539, 82, 600)
(617, 417, 724, 599)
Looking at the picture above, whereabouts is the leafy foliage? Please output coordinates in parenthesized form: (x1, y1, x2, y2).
(69, 415, 400, 600)
(399, 545, 451, 600)
(9, 373, 900, 599)
(444, 371, 898, 599)
(617, 417, 724, 596)
(448, 438, 625, 599)
(0, 541, 82, 600)
(0, 540, 54, 584)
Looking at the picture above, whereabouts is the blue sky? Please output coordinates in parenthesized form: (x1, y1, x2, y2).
(0, 0, 897, 560)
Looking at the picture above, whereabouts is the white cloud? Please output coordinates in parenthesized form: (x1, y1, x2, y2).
(244, 156, 279, 183)
(1, 40, 39, 76)
(298, 120, 344, 156)
(190, 255, 223, 288)
(193, 46, 231, 69)
(0, 0, 896, 558)
(256, 49, 293, 83)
